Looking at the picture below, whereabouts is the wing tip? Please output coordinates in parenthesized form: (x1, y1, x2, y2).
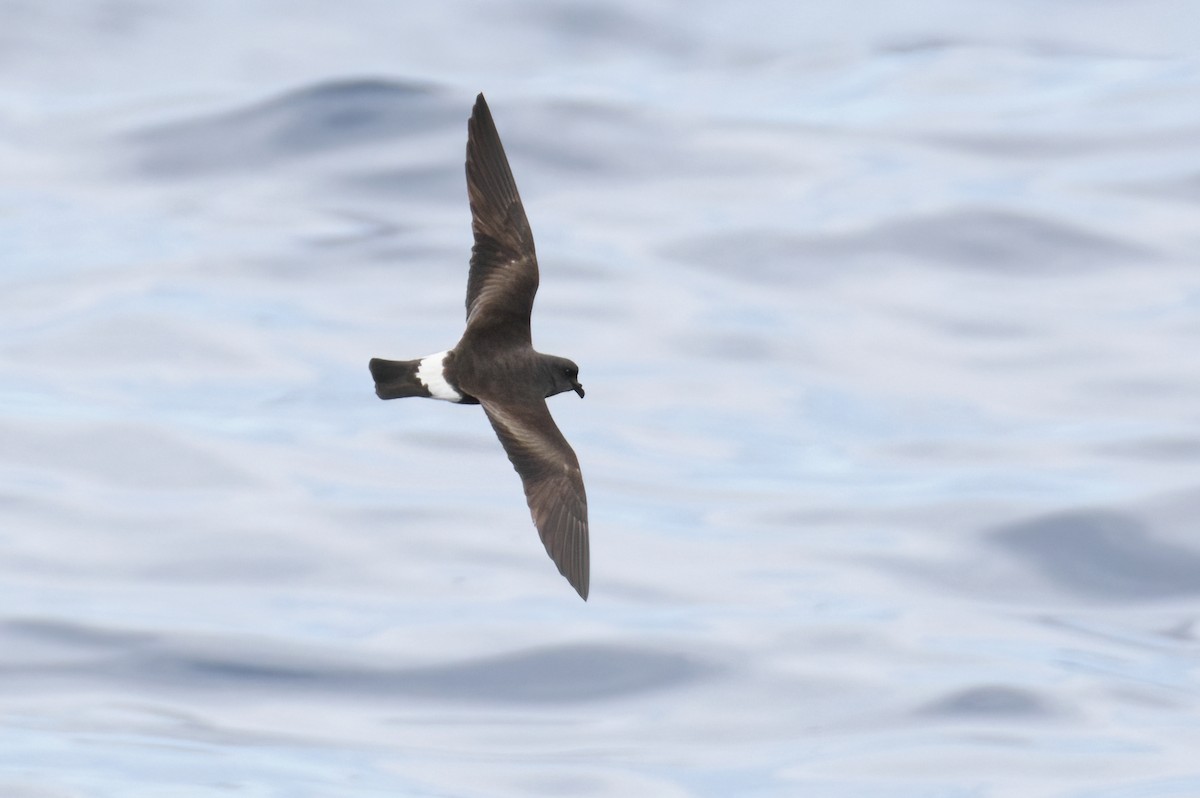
(465, 91, 520, 210)
(469, 92, 493, 133)
(558, 532, 590, 601)
(544, 546, 589, 601)
(544, 518, 590, 601)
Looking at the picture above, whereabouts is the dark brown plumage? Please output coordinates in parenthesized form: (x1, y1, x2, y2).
(369, 93, 590, 600)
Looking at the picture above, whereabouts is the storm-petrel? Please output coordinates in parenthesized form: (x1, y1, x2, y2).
(369, 93, 589, 600)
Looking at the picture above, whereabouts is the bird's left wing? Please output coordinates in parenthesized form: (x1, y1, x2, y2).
(463, 94, 538, 345)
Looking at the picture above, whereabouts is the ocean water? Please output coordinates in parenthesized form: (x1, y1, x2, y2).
(3, 2, 1200, 796)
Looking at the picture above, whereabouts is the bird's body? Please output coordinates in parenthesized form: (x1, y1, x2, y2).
(369, 94, 590, 600)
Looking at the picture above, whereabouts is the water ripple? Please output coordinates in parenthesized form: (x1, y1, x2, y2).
(122, 78, 458, 176)
(0, 619, 715, 704)
(991, 509, 1200, 600)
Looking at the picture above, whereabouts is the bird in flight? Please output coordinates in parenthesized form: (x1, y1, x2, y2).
(369, 93, 590, 600)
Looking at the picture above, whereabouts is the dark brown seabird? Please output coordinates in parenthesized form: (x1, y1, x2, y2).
(369, 93, 590, 600)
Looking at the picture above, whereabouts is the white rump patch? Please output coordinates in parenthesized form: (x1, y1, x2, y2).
(416, 351, 463, 402)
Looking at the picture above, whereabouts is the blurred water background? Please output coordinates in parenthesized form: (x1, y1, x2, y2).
(3, 2, 1200, 796)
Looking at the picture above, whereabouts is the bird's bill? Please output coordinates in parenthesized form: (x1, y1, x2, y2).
(573, 382, 585, 398)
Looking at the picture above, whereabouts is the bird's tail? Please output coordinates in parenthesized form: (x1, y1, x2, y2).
(369, 358, 431, 400)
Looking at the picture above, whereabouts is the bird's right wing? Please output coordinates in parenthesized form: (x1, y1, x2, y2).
(480, 398, 589, 599)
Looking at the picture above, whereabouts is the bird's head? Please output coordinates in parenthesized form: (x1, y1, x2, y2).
(543, 355, 584, 399)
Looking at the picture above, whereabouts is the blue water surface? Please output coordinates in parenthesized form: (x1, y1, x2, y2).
(3, 2, 1200, 796)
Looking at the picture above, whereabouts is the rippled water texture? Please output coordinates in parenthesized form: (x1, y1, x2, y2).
(3, 2, 1200, 796)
